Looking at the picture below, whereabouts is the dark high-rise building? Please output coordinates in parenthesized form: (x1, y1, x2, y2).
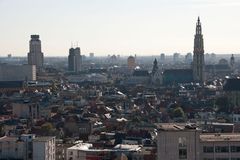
(152, 58, 158, 75)
(160, 53, 165, 62)
(68, 47, 82, 72)
(27, 35, 44, 69)
(193, 17, 205, 82)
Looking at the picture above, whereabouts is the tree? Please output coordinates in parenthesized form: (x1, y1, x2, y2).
(215, 96, 233, 113)
(41, 122, 54, 135)
(173, 107, 185, 118)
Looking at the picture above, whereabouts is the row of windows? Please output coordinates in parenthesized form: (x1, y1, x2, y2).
(203, 146, 240, 153)
(204, 158, 240, 160)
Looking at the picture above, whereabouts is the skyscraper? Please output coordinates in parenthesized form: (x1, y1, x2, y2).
(193, 17, 205, 83)
(27, 35, 44, 69)
(68, 47, 82, 72)
(127, 56, 136, 70)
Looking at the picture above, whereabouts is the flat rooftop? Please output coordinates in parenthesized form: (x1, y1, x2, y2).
(0, 136, 18, 142)
(200, 134, 240, 142)
(68, 143, 141, 152)
(156, 123, 198, 131)
(33, 136, 55, 142)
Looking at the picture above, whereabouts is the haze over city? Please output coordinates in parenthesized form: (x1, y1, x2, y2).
(0, 0, 240, 56)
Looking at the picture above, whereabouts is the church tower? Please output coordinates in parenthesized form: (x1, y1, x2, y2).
(193, 17, 205, 83)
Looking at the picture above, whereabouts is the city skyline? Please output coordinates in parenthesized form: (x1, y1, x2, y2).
(0, 0, 240, 56)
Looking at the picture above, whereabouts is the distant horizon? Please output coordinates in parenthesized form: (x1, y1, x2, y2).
(1, 0, 240, 56)
(0, 53, 239, 58)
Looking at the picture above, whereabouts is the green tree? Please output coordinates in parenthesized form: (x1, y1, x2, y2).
(173, 107, 185, 118)
(215, 96, 233, 113)
(41, 122, 54, 135)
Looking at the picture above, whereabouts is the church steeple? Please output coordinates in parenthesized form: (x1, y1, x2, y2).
(152, 58, 158, 76)
(193, 17, 205, 83)
(196, 17, 202, 35)
(194, 17, 204, 54)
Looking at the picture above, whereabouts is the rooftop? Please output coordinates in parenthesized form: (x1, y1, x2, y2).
(156, 123, 198, 131)
(68, 142, 142, 152)
(200, 133, 240, 142)
(33, 136, 55, 142)
(0, 136, 18, 142)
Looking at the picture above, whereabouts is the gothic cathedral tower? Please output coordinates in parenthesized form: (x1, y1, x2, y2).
(193, 17, 205, 83)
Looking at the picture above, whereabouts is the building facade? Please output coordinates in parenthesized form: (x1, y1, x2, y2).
(66, 142, 143, 160)
(12, 101, 40, 119)
(127, 56, 136, 70)
(33, 137, 56, 160)
(0, 64, 36, 81)
(27, 35, 44, 69)
(68, 47, 82, 72)
(0, 134, 55, 160)
(157, 123, 240, 160)
(193, 17, 205, 83)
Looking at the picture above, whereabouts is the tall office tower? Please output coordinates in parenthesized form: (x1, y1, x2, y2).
(68, 47, 82, 72)
(27, 35, 44, 69)
(89, 53, 94, 58)
(230, 54, 235, 69)
(127, 56, 136, 70)
(160, 53, 165, 62)
(193, 17, 205, 83)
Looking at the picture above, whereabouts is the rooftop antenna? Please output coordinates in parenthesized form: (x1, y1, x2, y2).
(76, 41, 79, 47)
(71, 42, 73, 48)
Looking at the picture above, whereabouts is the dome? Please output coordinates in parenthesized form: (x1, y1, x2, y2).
(128, 56, 135, 60)
(218, 58, 228, 65)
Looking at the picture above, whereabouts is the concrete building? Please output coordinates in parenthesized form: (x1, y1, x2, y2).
(28, 35, 44, 69)
(33, 137, 56, 160)
(66, 142, 142, 160)
(173, 53, 180, 63)
(160, 53, 165, 63)
(127, 56, 136, 70)
(12, 101, 40, 119)
(193, 17, 205, 83)
(124, 69, 150, 86)
(157, 123, 240, 160)
(185, 53, 193, 64)
(0, 134, 55, 160)
(68, 47, 82, 72)
(0, 63, 36, 81)
(223, 78, 240, 107)
(89, 52, 94, 58)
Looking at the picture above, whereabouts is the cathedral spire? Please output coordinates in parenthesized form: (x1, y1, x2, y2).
(152, 58, 158, 76)
(194, 17, 204, 54)
(193, 17, 205, 83)
(196, 16, 202, 35)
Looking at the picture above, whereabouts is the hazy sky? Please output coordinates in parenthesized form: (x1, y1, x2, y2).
(0, 0, 240, 56)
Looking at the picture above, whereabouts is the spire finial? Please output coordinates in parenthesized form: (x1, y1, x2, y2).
(197, 16, 201, 25)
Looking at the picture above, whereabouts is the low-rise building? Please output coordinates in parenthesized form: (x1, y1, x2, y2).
(0, 63, 36, 81)
(12, 101, 40, 119)
(157, 123, 240, 160)
(0, 134, 55, 160)
(66, 142, 143, 160)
